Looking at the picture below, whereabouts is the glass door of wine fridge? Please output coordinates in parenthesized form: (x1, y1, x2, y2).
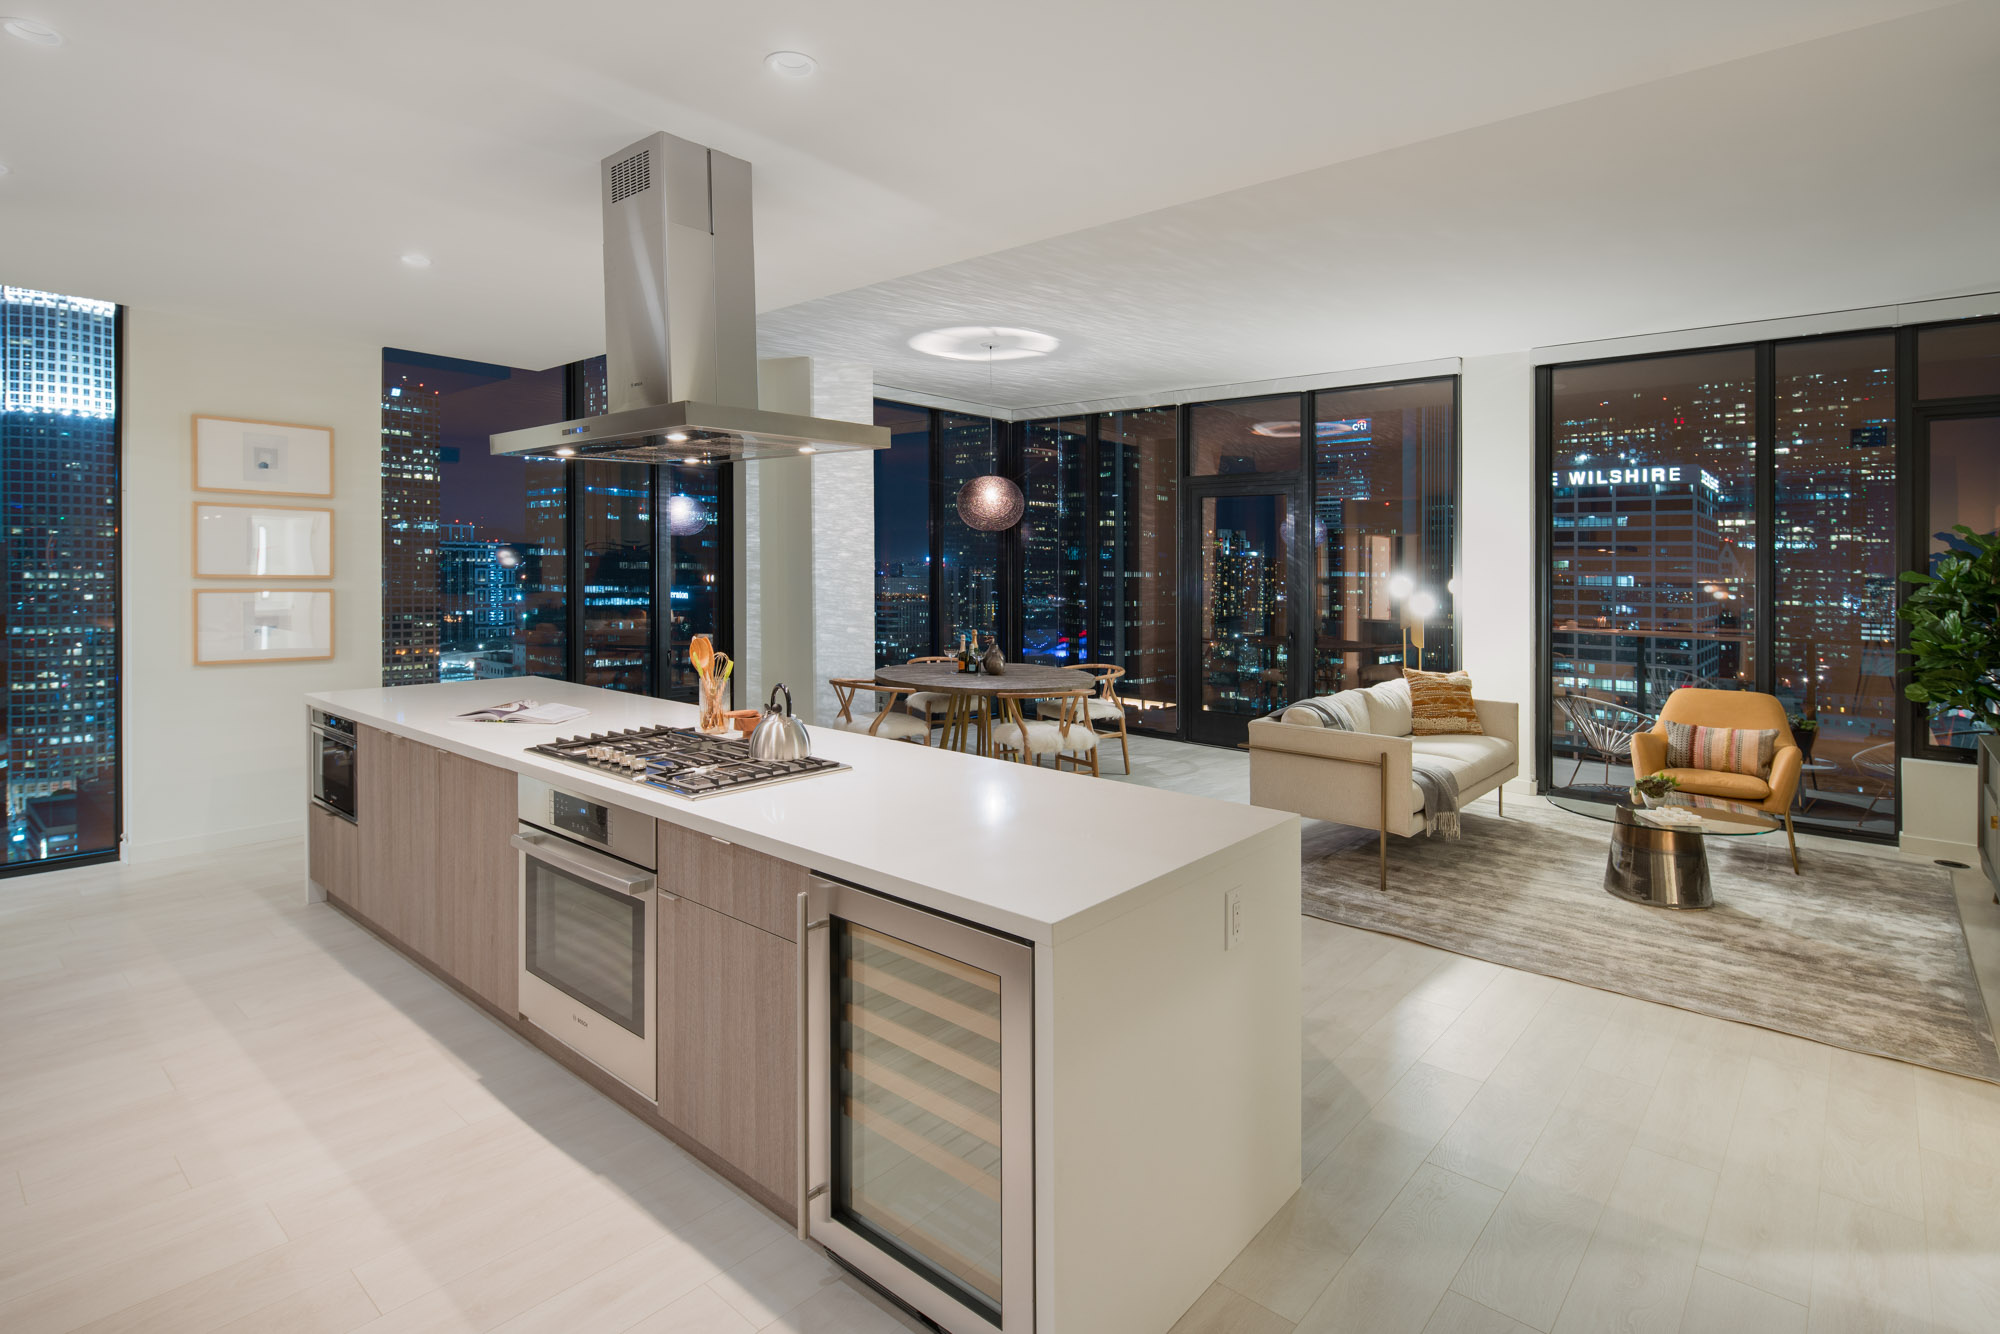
(800, 875, 1034, 1333)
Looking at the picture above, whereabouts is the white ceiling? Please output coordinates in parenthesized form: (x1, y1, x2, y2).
(0, 0, 1988, 399)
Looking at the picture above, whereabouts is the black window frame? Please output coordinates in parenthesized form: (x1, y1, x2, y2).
(1532, 322, 1960, 844)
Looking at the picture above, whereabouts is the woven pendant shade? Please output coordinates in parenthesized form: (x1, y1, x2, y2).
(956, 475, 1024, 531)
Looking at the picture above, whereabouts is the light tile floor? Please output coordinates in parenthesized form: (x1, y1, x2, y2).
(3, 738, 1996, 1333)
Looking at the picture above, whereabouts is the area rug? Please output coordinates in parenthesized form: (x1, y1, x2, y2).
(1302, 799, 2000, 1083)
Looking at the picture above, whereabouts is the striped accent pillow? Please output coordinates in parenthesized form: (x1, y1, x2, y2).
(1404, 669, 1483, 735)
(1664, 721, 1777, 778)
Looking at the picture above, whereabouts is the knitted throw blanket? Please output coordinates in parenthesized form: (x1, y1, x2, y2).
(1410, 753, 1462, 839)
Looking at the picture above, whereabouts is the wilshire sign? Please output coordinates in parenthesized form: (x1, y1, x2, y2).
(1563, 464, 1722, 492)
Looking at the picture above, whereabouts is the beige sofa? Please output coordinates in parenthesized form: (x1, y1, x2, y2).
(1247, 677, 1519, 889)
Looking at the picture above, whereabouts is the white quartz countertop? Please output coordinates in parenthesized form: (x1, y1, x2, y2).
(306, 679, 1295, 944)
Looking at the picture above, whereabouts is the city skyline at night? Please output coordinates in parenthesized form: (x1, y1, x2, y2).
(0, 287, 120, 863)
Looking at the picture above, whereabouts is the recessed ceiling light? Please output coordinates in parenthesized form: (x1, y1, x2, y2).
(908, 326, 1059, 362)
(400, 252, 431, 269)
(765, 50, 816, 78)
(797, 445, 816, 454)
(3, 17, 64, 46)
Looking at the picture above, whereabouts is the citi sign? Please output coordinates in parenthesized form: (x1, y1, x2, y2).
(1564, 464, 1722, 492)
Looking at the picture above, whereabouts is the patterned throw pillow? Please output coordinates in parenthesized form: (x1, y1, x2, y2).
(1663, 721, 1777, 778)
(1404, 669, 1483, 735)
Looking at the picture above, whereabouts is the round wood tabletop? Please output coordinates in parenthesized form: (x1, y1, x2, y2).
(874, 661, 1092, 695)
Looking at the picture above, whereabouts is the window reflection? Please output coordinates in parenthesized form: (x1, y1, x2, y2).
(1310, 379, 1456, 692)
(1095, 408, 1179, 731)
(1190, 394, 1302, 476)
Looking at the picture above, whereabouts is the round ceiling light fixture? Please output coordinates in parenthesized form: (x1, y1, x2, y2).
(765, 50, 817, 78)
(664, 493, 709, 537)
(3, 17, 64, 46)
(955, 475, 1024, 532)
(908, 326, 1058, 362)
(400, 252, 431, 269)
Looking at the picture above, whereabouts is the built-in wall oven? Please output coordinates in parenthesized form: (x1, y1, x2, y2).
(309, 710, 357, 822)
(515, 776, 658, 1101)
(799, 875, 1035, 1333)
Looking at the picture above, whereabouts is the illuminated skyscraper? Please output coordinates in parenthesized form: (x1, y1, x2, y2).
(381, 373, 442, 683)
(0, 287, 120, 862)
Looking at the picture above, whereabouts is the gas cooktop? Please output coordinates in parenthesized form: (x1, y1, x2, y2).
(528, 726, 846, 799)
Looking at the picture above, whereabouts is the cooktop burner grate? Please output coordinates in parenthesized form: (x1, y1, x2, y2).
(528, 725, 846, 799)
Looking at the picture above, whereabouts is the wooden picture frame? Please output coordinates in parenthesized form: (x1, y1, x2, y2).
(193, 589, 335, 665)
(193, 502, 334, 580)
(192, 414, 333, 497)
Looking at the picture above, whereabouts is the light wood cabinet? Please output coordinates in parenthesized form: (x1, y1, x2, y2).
(357, 725, 439, 961)
(307, 802, 358, 907)
(657, 820, 805, 940)
(659, 893, 796, 1209)
(435, 751, 519, 1015)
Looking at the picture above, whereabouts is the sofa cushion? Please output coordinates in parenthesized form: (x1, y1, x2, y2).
(1360, 678, 1413, 737)
(1664, 721, 1776, 778)
(1659, 767, 1771, 801)
(1410, 733, 1515, 791)
(1280, 691, 1368, 730)
(1406, 668, 1484, 735)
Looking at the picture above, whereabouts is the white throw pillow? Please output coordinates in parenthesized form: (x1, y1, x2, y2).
(1362, 678, 1414, 737)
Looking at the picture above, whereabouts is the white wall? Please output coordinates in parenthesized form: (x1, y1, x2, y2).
(1457, 352, 1537, 782)
(122, 308, 380, 859)
(737, 357, 874, 725)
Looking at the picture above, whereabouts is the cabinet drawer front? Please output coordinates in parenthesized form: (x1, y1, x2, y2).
(657, 821, 805, 940)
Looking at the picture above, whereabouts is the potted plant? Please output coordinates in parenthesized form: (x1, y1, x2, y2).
(1787, 711, 1819, 762)
(1629, 773, 1679, 808)
(1900, 525, 2000, 748)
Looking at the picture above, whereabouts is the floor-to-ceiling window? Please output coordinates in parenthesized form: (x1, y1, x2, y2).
(1310, 378, 1457, 692)
(1187, 394, 1303, 745)
(1020, 416, 1088, 663)
(1773, 336, 1898, 834)
(1544, 350, 1758, 798)
(871, 376, 1457, 747)
(381, 349, 567, 685)
(873, 401, 932, 667)
(0, 287, 120, 870)
(938, 411, 1003, 650)
(1095, 408, 1180, 732)
(381, 350, 726, 699)
(1913, 318, 2000, 756)
(1536, 320, 2000, 839)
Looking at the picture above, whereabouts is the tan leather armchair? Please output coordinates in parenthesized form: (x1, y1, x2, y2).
(1631, 687, 1802, 873)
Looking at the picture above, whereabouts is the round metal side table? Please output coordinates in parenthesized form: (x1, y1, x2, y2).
(1547, 791, 1784, 909)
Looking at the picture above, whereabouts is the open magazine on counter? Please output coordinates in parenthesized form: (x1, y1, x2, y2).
(456, 700, 590, 725)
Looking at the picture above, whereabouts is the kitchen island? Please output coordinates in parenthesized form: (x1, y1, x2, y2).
(304, 677, 1300, 1334)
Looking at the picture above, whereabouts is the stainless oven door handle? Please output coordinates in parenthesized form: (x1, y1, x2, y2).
(310, 726, 356, 748)
(511, 832, 655, 898)
(796, 886, 830, 1240)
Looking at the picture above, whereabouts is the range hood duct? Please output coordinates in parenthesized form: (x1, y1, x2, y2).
(491, 132, 887, 463)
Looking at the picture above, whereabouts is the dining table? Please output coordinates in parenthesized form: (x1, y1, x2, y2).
(874, 660, 1095, 757)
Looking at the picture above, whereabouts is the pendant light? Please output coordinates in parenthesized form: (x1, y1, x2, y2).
(956, 340, 1024, 531)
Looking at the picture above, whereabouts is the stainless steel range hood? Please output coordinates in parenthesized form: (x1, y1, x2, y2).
(491, 132, 887, 463)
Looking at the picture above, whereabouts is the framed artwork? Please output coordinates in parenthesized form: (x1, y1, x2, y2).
(193, 502, 333, 579)
(194, 589, 334, 665)
(192, 415, 333, 497)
